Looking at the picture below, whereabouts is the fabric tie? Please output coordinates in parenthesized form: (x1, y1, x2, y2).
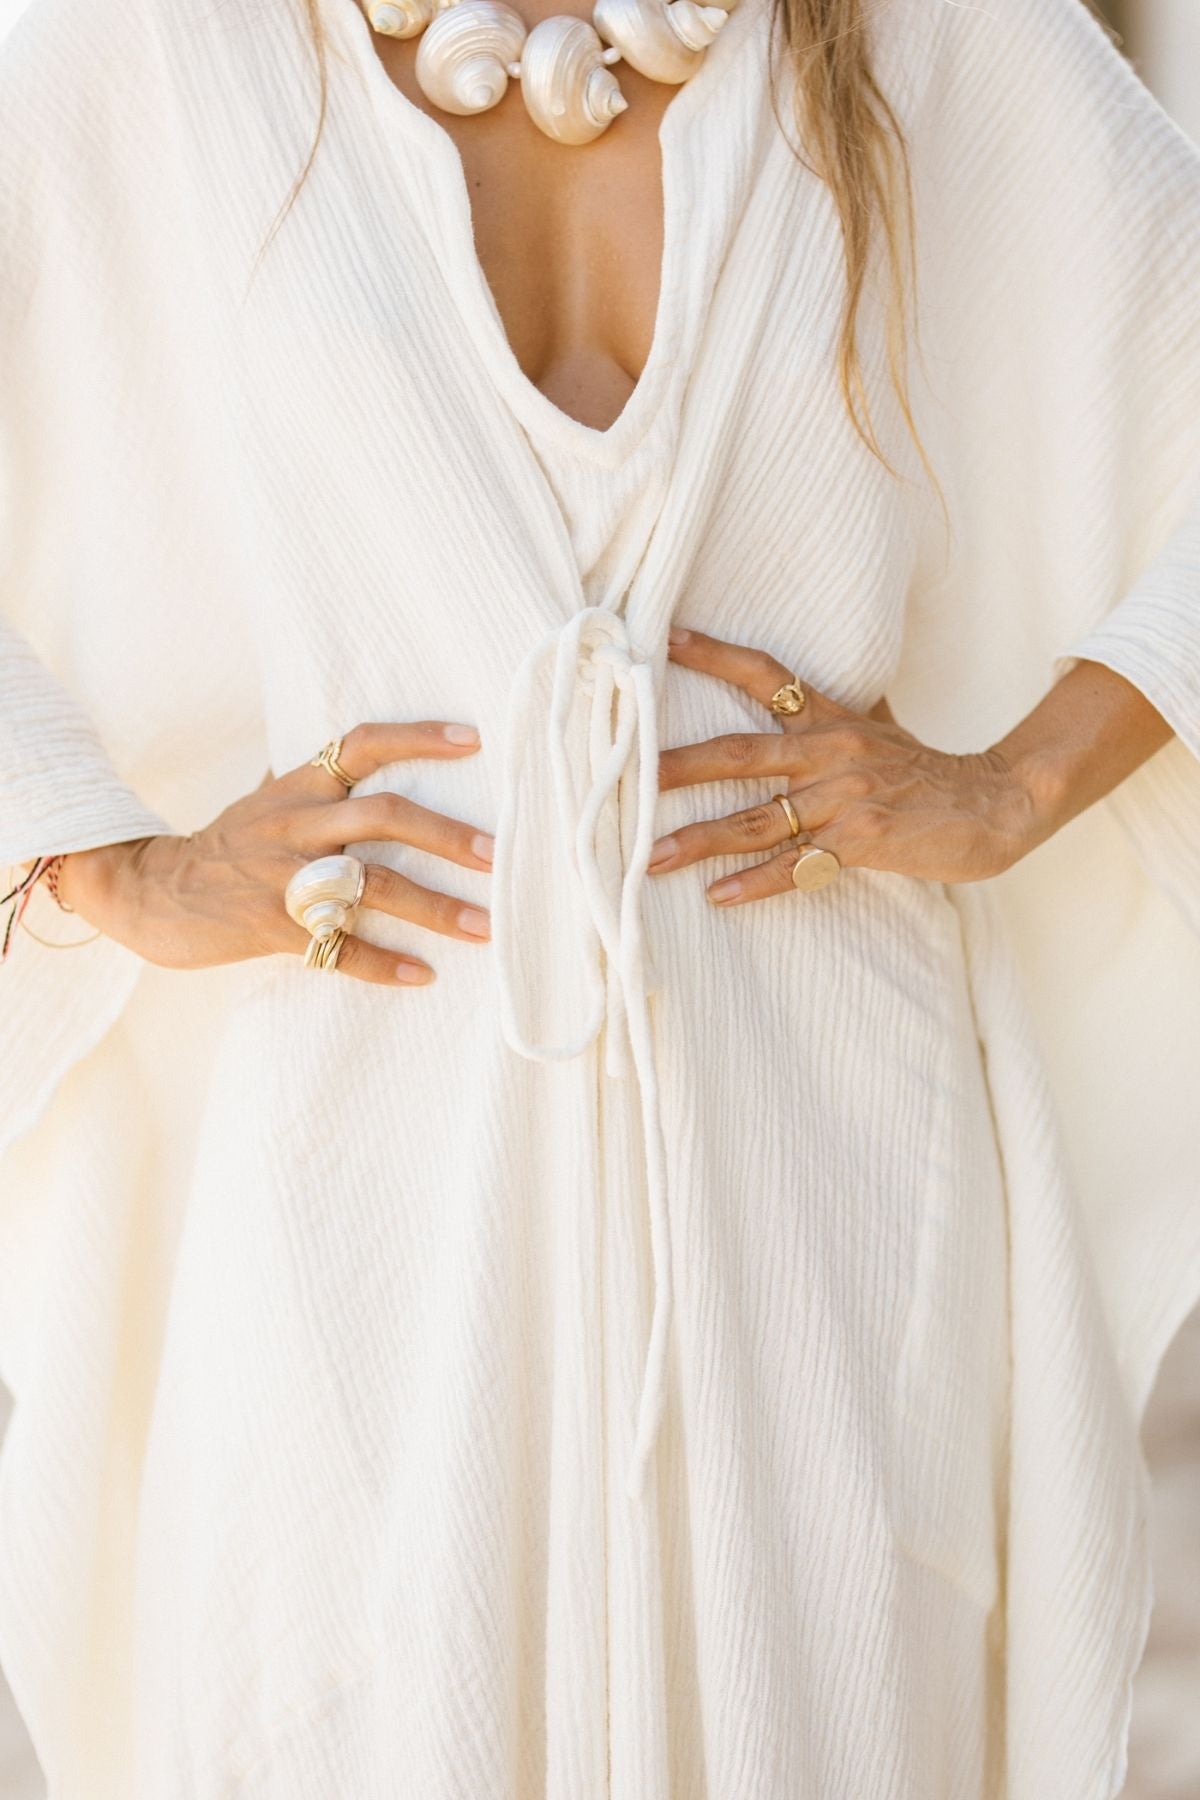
(490, 605, 672, 1505)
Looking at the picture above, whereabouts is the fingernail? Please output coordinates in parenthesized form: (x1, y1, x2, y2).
(648, 835, 677, 868)
(709, 877, 742, 903)
(458, 905, 491, 939)
(396, 960, 435, 983)
(668, 627, 690, 645)
(471, 832, 495, 864)
(443, 723, 480, 745)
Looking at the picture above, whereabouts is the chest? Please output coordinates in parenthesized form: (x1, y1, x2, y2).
(210, 0, 922, 715)
(366, 6, 678, 431)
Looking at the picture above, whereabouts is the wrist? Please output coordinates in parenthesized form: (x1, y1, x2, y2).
(57, 838, 157, 922)
(987, 741, 1073, 861)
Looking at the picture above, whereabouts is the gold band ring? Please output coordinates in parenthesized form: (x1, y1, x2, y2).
(310, 737, 357, 788)
(769, 679, 806, 717)
(791, 844, 841, 891)
(771, 793, 801, 837)
(303, 926, 347, 971)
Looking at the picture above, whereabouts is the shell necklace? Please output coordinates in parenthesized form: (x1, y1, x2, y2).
(364, 0, 740, 144)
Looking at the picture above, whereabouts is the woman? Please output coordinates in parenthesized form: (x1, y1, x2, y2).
(0, 0, 1198, 1788)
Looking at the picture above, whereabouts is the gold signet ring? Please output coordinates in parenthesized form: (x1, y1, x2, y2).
(769, 679, 806, 717)
(772, 793, 802, 837)
(310, 737, 357, 788)
(791, 844, 841, 891)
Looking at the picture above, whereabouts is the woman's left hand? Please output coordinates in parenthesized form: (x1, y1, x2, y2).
(649, 626, 1038, 905)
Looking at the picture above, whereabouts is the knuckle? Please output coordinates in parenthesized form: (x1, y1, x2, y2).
(852, 802, 887, 837)
(382, 871, 433, 923)
(842, 768, 873, 799)
(722, 732, 760, 769)
(432, 889, 468, 929)
(364, 861, 400, 906)
(339, 723, 373, 762)
(833, 725, 873, 759)
(397, 884, 457, 934)
(375, 791, 411, 833)
(741, 804, 781, 842)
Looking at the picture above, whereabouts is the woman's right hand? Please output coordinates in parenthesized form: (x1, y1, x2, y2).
(54, 721, 493, 986)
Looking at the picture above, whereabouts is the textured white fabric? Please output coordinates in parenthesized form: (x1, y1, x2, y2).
(0, 0, 1198, 1793)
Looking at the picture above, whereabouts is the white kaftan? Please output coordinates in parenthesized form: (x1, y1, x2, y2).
(0, 0, 1198, 1794)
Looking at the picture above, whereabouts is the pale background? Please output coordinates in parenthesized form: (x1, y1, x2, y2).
(0, 0, 1196, 1793)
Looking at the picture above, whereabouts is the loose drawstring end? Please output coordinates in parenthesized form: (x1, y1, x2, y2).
(624, 1266, 675, 1503)
(491, 605, 677, 1506)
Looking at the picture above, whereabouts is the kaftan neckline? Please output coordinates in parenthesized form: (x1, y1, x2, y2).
(326, 0, 765, 468)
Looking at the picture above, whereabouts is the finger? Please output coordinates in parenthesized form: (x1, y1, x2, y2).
(277, 720, 483, 797)
(279, 919, 436, 986)
(310, 792, 494, 869)
(706, 822, 872, 907)
(666, 626, 846, 724)
(658, 721, 882, 793)
(323, 930, 437, 986)
(657, 730, 805, 791)
(360, 862, 490, 941)
(647, 795, 805, 872)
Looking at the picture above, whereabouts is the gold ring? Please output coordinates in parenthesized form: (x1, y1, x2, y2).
(769, 678, 806, 717)
(791, 844, 840, 891)
(304, 926, 347, 971)
(771, 792, 801, 837)
(310, 738, 357, 788)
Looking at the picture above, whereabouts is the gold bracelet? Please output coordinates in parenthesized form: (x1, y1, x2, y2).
(2, 862, 102, 953)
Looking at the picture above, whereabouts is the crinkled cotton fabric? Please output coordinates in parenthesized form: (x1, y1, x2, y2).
(1, 0, 1199, 1793)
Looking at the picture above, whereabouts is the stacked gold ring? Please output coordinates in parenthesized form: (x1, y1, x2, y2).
(310, 737, 357, 788)
(303, 927, 347, 971)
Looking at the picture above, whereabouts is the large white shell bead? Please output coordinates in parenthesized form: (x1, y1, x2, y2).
(518, 16, 628, 145)
(415, 0, 528, 115)
(593, 0, 728, 82)
(366, 0, 437, 39)
(663, 0, 729, 49)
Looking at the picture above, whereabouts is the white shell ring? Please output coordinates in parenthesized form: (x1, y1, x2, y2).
(284, 855, 368, 943)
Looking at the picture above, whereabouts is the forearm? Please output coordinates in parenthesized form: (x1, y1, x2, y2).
(990, 657, 1175, 855)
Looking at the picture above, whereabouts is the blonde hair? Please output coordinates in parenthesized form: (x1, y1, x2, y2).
(263, 0, 960, 495)
(767, 0, 922, 485)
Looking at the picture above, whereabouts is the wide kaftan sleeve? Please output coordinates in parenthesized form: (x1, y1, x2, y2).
(886, 3, 1200, 1791)
(1055, 488, 1200, 772)
(0, 0, 268, 1158)
(889, 0, 1200, 1421)
(0, 0, 269, 1778)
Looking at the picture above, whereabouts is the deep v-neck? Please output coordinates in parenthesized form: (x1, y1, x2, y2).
(325, 0, 764, 467)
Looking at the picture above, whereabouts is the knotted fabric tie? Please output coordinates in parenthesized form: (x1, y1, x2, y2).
(491, 605, 672, 1504)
